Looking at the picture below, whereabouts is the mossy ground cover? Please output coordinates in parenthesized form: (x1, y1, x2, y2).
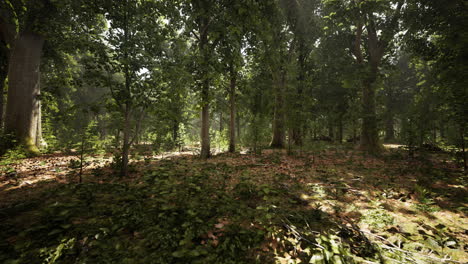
(0, 146, 466, 263)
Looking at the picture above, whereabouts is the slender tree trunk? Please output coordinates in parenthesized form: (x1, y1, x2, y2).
(5, 32, 44, 154)
(173, 119, 179, 143)
(384, 115, 395, 142)
(79, 129, 86, 184)
(0, 65, 5, 131)
(198, 14, 211, 159)
(353, 121, 357, 144)
(120, 1, 132, 176)
(459, 125, 466, 172)
(219, 112, 223, 132)
(121, 103, 130, 177)
(270, 69, 285, 148)
(0, 43, 7, 131)
(338, 115, 343, 143)
(228, 65, 236, 153)
(236, 113, 241, 141)
(440, 121, 445, 140)
(200, 78, 210, 158)
(328, 119, 334, 142)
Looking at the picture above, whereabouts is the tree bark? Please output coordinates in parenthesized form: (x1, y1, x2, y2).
(460, 125, 467, 172)
(172, 119, 179, 143)
(228, 65, 236, 153)
(328, 119, 334, 142)
(292, 40, 307, 146)
(0, 37, 8, 131)
(270, 69, 286, 148)
(200, 78, 211, 158)
(352, 3, 402, 153)
(198, 13, 211, 159)
(359, 75, 381, 152)
(338, 115, 343, 143)
(358, 18, 383, 153)
(236, 113, 240, 141)
(5, 32, 44, 154)
(120, 103, 130, 177)
(0, 59, 6, 131)
(219, 112, 223, 132)
(384, 115, 395, 142)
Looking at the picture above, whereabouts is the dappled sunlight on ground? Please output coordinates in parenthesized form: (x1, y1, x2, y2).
(384, 144, 406, 149)
(1, 146, 467, 262)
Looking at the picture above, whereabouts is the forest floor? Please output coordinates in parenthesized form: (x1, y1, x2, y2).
(0, 144, 467, 263)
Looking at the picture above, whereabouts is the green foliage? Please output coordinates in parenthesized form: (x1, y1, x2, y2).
(360, 208, 394, 230)
(413, 184, 439, 213)
(0, 145, 28, 167)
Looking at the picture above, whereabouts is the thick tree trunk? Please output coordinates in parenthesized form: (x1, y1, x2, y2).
(292, 41, 307, 146)
(270, 70, 285, 148)
(0, 24, 14, 131)
(358, 44, 382, 152)
(5, 32, 44, 154)
(353, 19, 385, 153)
(228, 66, 236, 153)
(359, 77, 381, 152)
(35, 101, 43, 147)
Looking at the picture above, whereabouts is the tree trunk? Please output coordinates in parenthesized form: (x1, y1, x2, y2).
(120, 103, 130, 177)
(198, 14, 211, 159)
(292, 41, 307, 146)
(460, 125, 467, 172)
(173, 119, 179, 143)
(360, 63, 382, 153)
(359, 77, 380, 152)
(0, 42, 8, 131)
(328, 119, 334, 142)
(236, 113, 241, 141)
(353, 121, 357, 144)
(439, 121, 445, 140)
(200, 78, 211, 158)
(338, 116, 343, 143)
(35, 100, 43, 147)
(228, 66, 236, 153)
(219, 112, 223, 132)
(0, 63, 5, 131)
(270, 69, 285, 148)
(5, 32, 44, 154)
(354, 19, 386, 153)
(384, 115, 395, 142)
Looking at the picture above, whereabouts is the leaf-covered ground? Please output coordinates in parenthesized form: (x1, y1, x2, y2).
(0, 145, 467, 263)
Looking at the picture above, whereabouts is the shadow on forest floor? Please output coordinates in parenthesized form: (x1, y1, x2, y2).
(0, 146, 467, 263)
